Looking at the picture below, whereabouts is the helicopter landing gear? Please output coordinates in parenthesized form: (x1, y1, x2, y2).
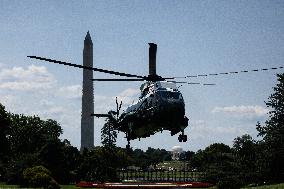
(126, 139, 131, 150)
(126, 144, 130, 150)
(178, 132, 187, 142)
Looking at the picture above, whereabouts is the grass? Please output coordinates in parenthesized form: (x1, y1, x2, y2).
(0, 184, 80, 189)
(60, 183, 284, 189)
(61, 185, 80, 189)
(156, 160, 188, 170)
(1, 183, 283, 189)
(0, 184, 19, 188)
(206, 183, 284, 189)
(242, 183, 284, 189)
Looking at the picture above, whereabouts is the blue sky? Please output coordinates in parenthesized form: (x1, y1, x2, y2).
(0, 1, 284, 151)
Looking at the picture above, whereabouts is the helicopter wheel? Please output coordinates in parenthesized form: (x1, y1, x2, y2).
(178, 134, 187, 142)
(178, 134, 183, 142)
(182, 134, 187, 142)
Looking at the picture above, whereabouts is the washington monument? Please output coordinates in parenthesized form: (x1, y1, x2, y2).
(81, 31, 94, 151)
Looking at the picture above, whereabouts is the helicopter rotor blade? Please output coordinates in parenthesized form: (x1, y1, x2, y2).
(27, 56, 147, 79)
(166, 81, 188, 84)
(91, 113, 111, 118)
(184, 66, 284, 78)
(203, 83, 216, 86)
(187, 82, 216, 86)
(92, 78, 145, 81)
(172, 76, 187, 79)
(167, 81, 216, 85)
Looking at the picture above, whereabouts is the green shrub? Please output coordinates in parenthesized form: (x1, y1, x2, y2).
(23, 165, 60, 189)
(47, 179, 60, 189)
(217, 175, 243, 189)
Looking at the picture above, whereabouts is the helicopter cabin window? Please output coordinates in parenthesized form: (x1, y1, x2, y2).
(157, 82, 177, 90)
(157, 91, 180, 99)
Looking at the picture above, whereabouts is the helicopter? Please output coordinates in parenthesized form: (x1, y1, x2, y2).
(28, 43, 191, 148)
(92, 43, 190, 148)
(27, 42, 284, 148)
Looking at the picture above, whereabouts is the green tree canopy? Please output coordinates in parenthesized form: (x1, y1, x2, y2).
(233, 134, 259, 184)
(256, 73, 284, 182)
(77, 147, 119, 182)
(190, 143, 232, 170)
(8, 114, 62, 156)
(0, 104, 11, 180)
(0, 104, 10, 153)
(101, 118, 117, 149)
(1, 110, 64, 184)
(233, 134, 257, 163)
(39, 139, 80, 184)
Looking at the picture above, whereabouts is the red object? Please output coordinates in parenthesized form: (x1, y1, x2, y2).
(76, 181, 213, 188)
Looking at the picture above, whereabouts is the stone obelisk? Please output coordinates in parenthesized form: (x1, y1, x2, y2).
(80, 31, 94, 151)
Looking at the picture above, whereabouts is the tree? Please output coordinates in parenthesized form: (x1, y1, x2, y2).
(77, 147, 119, 182)
(189, 143, 239, 185)
(38, 139, 80, 184)
(233, 134, 259, 184)
(101, 118, 117, 149)
(190, 143, 232, 170)
(144, 147, 172, 167)
(130, 149, 148, 169)
(5, 152, 42, 185)
(0, 104, 11, 181)
(256, 73, 284, 182)
(233, 134, 257, 169)
(115, 147, 134, 168)
(180, 151, 195, 161)
(4, 113, 63, 184)
(7, 114, 62, 156)
(61, 141, 81, 183)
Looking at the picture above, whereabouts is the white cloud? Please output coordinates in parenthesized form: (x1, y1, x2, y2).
(39, 99, 54, 107)
(114, 88, 140, 106)
(0, 95, 17, 110)
(190, 119, 241, 137)
(0, 67, 144, 149)
(47, 106, 67, 115)
(211, 105, 269, 118)
(118, 88, 140, 97)
(0, 65, 56, 91)
(172, 145, 183, 152)
(186, 119, 250, 149)
(191, 119, 206, 125)
(57, 85, 82, 99)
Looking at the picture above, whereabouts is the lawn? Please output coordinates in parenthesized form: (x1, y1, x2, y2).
(242, 183, 284, 189)
(0, 183, 80, 189)
(207, 183, 284, 189)
(1, 183, 283, 189)
(61, 185, 80, 189)
(0, 184, 19, 188)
